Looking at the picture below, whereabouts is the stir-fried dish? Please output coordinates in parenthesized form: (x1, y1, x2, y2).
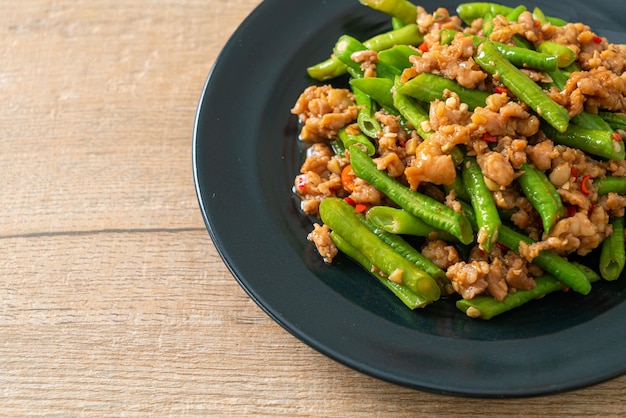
(291, 1, 626, 319)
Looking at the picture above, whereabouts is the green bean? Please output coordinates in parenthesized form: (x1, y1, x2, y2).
(443, 172, 471, 203)
(392, 76, 431, 139)
(482, 11, 495, 37)
(307, 24, 423, 81)
(353, 87, 382, 139)
(349, 145, 475, 244)
(438, 29, 558, 72)
(457, 261, 600, 319)
(359, 0, 418, 25)
(497, 225, 592, 295)
(349, 77, 396, 112)
(532, 7, 548, 26)
(599, 217, 626, 281)
(330, 139, 345, 157)
(462, 156, 501, 252)
(356, 213, 450, 291)
(504, 5, 526, 22)
(456, 274, 563, 319)
(391, 17, 405, 30)
(542, 123, 626, 161)
(598, 111, 626, 131)
(546, 69, 613, 131)
(516, 162, 565, 233)
(594, 176, 626, 195)
(397, 73, 489, 110)
(330, 231, 425, 309)
(320, 197, 441, 304)
(377, 45, 418, 72)
(366, 206, 456, 241)
(475, 40, 570, 133)
(456, 2, 513, 26)
(333, 35, 400, 80)
(337, 127, 376, 157)
(536, 41, 577, 68)
(512, 34, 534, 49)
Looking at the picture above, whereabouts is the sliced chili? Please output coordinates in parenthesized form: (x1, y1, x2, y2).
(580, 174, 592, 195)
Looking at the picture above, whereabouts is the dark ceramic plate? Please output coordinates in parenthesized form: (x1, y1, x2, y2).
(193, 0, 626, 397)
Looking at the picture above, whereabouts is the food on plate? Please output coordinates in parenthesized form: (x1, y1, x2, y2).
(291, 1, 626, 319)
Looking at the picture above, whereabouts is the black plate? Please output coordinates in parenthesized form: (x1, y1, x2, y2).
(193, 0, 626, 397)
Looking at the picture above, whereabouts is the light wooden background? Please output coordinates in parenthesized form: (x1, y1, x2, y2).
(1, 0, 625, 415)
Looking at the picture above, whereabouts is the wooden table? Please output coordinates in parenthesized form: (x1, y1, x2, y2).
(1, 0, 625, 415)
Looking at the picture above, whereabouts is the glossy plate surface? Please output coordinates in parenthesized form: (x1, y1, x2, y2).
(193, 0, 626, 397)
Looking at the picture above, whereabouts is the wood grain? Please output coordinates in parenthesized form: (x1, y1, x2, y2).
(1, 0, 625, 415)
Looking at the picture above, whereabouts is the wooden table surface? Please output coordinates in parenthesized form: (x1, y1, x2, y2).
(2, 0, 625, 415)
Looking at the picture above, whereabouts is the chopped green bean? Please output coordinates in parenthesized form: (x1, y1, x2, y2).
(366, 206, 456, 241)
(356, 213, 450, 291)
(536, 41, 577, 68)
(330, 231, 425, 309)
(397, 73, 489, 110)
(353, 87, 382, 138)
(337, 127, 376, 157)
(359, 0, 418, 25)
(349, 77, 396, 112)
(320, 197, 441, 304)
(594, 176, 626, 195)
(456, 274, 563, 319)
(542, 123, 626, 161)
(307, 24, 423, 81)
(349, 146, 475, 244)
(475, 40, 570, 133)
(378, 45, 418, 72)
(462, 156, 501, 252)
(497, 225, 592, 295)
(599, 111, 626, 131)
(599, 217, 626, 281)
(333, 35, 400, 80)
(392, 76, 432, 139)
(516, 162, 565, 233)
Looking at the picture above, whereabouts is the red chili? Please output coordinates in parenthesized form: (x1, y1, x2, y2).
(496, 242, 509, 252)
(570, 166, 578, 179)
(580, 174, 592, 195)
(355, 203, 367, 213)
(613, 132, 622, 142)
(482, 133, 498, 143)
(417, 42, 429, 53)
(297, 175, 307, 192)
(494, 86, 509, 95)
(344, 197, 356, 207)
(593, 36, 602, 44)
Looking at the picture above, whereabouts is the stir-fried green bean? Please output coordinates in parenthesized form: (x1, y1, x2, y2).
(307, 24, 423, 81)
(337, 127, 376, 157)
(359, 0, 418, 25)
(462, 156, 501, 252)
(349, 146, 475, 245)
(542, 123, 626, 161)
(594, 176, 626, 195)
(599, 217, 626, 281)
(330, 231, 426, 309)
(475, 40, 570, 133)
(353, 87, 382, 138)
(497, 225, 592, 295)
(516, 162, 565, 234)
(320, 198, 441, 304)
(366, 206, 456, 241)
(356, 213, 451, 292)
(396, 73, 489, 110)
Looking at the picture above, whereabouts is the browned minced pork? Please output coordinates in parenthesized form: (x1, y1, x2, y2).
(307, 223, 337, 263)
(350, 49, 378, 78)
(407, 34, 486, 89)
(291, 85, 358, 142)
(421, 239, 461, 270)
(446, 261, 491, 300)
(548, 69, 626, 116)
(477, 151, 515, 189)
(294, 143, 347, 215)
